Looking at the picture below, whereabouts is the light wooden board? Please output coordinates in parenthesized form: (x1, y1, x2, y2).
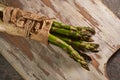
(0, 0, 120, 80)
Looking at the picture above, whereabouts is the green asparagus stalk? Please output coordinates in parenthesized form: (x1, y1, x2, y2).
(52, 21, 95, 35)
(48, 34, 90, 70)
(52, 21, 77, 31)
(54, 35, 99, 52)
(50, 26, 92, 41)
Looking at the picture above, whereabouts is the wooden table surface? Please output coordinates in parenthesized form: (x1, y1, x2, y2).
(0, 0, 120, 80)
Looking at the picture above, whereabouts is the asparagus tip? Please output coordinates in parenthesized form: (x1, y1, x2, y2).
(88, 38, 94, 42)
(81, 64, 90, 71)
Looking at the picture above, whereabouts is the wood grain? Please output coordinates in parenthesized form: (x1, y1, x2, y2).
(0, 0, 120, 80)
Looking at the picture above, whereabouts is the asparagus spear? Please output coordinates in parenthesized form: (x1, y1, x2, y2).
(50, 26, 92, 41)
(52, 21, 77, 31)
(54, 35, 99, 52)
(52, 21, 95, 35)
(48, 34, 90, 70)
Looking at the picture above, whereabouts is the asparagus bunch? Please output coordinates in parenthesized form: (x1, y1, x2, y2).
(48, 21, 99, 70)
(0, 4, 99, 70)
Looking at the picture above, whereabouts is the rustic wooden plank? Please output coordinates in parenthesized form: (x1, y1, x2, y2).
(0, 0, 120, 80)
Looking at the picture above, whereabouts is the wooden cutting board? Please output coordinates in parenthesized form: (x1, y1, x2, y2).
(0, 0, 120, 80)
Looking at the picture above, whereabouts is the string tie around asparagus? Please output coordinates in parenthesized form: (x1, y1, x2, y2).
(0, 4, 99, 71)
